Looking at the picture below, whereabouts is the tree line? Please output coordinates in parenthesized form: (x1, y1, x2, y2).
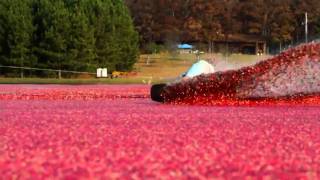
(0, 0, 139, 77)
(125, 0, 320, 51)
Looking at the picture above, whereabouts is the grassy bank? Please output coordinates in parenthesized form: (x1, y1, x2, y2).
(0, 77, 166, 85)
(0, 53, 271, 84)
(134, 53, 270, 78)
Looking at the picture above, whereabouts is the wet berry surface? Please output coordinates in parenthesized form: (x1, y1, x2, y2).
(0, 84, 320, 179)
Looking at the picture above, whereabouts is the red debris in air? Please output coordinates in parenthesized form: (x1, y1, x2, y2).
(162, 42, 320, 105)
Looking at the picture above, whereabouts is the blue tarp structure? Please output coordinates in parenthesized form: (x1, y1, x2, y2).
(178, 44, 193, 49)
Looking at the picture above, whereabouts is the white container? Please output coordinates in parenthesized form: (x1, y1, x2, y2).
(101, 68, 108, 78)
(96, 68, 102, 78)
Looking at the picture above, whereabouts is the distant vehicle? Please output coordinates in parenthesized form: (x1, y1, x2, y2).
(111, 71, 137, 78)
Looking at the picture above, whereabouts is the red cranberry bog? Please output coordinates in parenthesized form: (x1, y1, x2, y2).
(1, 43, 320, 179)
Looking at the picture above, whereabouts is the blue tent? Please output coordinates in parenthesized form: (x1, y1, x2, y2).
(178, 44, 193, 49)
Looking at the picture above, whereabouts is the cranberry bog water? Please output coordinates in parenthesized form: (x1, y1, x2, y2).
(1, 43, 320, 179)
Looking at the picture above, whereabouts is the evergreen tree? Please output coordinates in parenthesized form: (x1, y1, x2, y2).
(82, 0, 116, 70)
(66, 0, 96, 72)
(32, 0, 70, 71)
(1, 0, 139, 77)
(0, 1, 7, 63)
(84, 0, 138, 71)
(111, 0, 139, 70)
(0, 0, 34, 77)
